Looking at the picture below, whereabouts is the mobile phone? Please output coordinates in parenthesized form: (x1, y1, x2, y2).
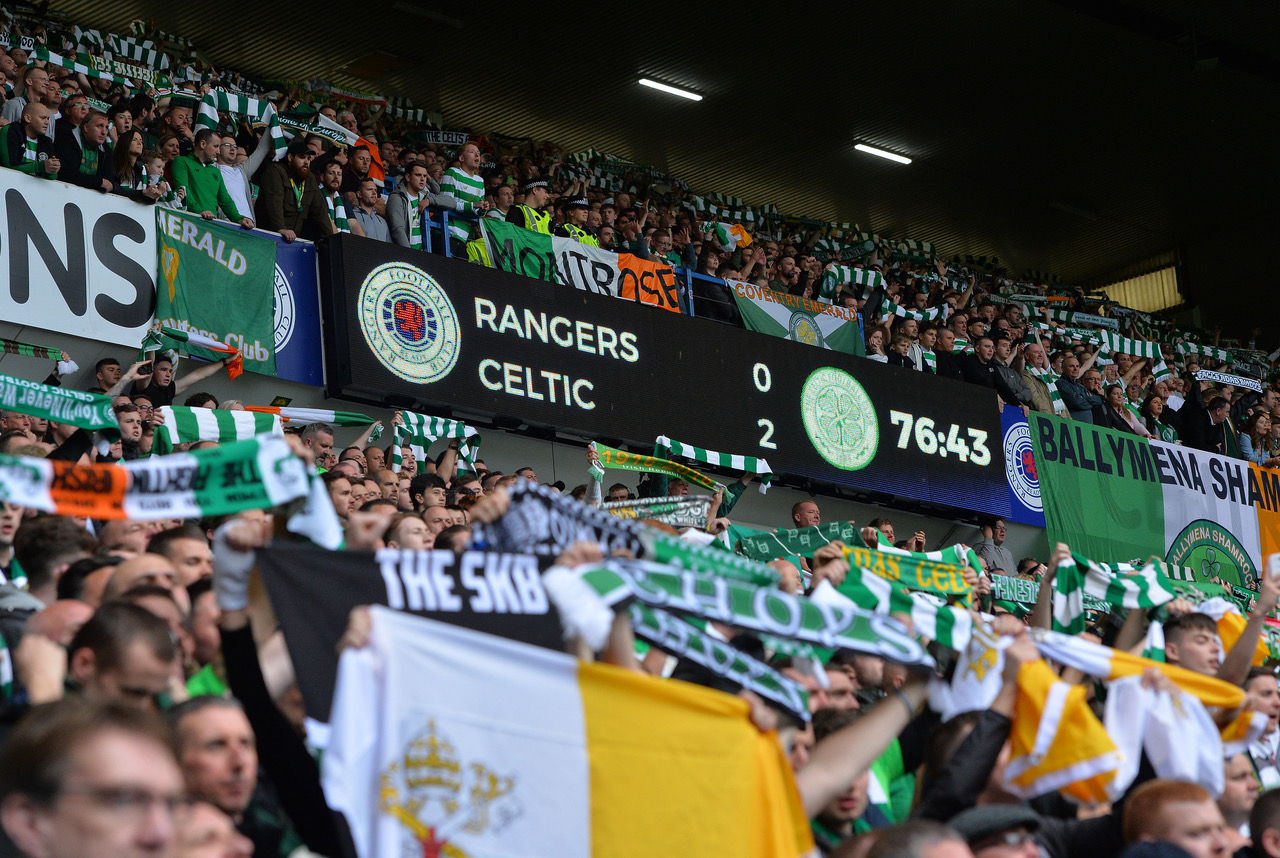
(136, 361, 153, 375)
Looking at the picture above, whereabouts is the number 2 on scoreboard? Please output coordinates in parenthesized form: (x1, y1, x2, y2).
(757, 419, 777, 449)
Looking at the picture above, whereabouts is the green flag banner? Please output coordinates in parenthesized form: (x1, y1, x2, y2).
(579, 559, 936, 669)
(0, 373, 117, 431)
(735, 522, 861, 561)
(155, 209, 278, 376)
(728, 281, 865, 356)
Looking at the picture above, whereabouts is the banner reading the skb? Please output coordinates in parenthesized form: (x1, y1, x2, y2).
(729, 281, 864, 356)
(155, 209, 278, 375)
(478, 219, 680, 312)
(1030, 412, 1263, 586)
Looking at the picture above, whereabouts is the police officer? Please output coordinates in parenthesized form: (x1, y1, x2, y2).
(506, 178, 552, 233)
(554, 195, 598, 246)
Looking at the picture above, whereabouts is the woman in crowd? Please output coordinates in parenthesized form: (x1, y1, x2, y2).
(1103, 384, 1151, 436)
(692, 247, 739, 324)
(865, 328, 888, 363)
(1141, 394, 1179, 443)
(1239, 411, 1280, 466)
(110, 129, 163, 204)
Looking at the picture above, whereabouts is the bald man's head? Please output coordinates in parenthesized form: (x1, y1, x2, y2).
(21, 101, 49, 136)
(25, 599, 95, 646)
(105, 554, 190, 615)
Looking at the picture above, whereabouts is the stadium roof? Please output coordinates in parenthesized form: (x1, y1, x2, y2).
(54, 0, 1280, 288)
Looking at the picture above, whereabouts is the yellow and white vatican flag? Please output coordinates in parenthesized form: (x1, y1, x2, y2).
(322, 607, 813, 858)
(1003, 659, 1123, 803)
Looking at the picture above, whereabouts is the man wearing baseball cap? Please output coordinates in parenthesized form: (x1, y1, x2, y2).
(947, 806, 1041, 858)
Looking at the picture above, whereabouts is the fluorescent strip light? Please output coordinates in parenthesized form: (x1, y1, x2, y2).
(638, 78, 702, 101)
(855, 143, 911, 165)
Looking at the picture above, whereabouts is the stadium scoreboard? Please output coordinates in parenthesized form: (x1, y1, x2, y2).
(320, 235, 1009, 516)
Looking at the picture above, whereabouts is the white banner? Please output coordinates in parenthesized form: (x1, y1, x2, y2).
(1152, 440, 1263, 589)
(0, 169, 156, 347)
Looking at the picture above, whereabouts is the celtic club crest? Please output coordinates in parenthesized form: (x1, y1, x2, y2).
(800, 367, 878, 471)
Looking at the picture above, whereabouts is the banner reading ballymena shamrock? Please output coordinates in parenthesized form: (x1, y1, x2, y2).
(155, 208, 278, 376)
(728, 282, 864, 356)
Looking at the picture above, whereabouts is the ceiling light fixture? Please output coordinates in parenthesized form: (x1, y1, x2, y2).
(389, 2, 463, 28)
(855, 143, 911, 165)
(638, 78, 702, 101)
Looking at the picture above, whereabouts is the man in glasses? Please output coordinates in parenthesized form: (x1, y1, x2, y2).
(0, 698, 187, 858)
(171, 129, 254, 228)
(949, 806, 1040, 858)
(217, 125, 272, 228)
(256, 137, 334, 243)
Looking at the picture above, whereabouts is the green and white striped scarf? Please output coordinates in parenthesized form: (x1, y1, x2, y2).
(407, 193, 426, 250)
(195, 90, 287, 160)
(131, 19, 195, 50)
(1152, 359, 1174, 383)
(1051, 553, 1176, 635)
(920, 348, 937, 372)
(816, 571, 973, 652)
(0, 337, 61, 361)
(652, 435, 772, 493)
(1097, 332, 1162, 360)
(952, 338, 972, 354)
(391, 412, 480, 474)
(880, 296, 946, 322)
(152, 406, 282, 455)
(324, 190, 350, 233)
(439, 167, 484, 240)
(1048, 308, 1119, 330)
(30, 48, 129, 85)
(106, 38, 169, 71)
(821, 265, 883, 302)
(1026, 365, 1068, 416)
(1177, 341, 1232, 364)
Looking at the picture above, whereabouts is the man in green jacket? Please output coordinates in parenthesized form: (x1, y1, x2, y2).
(171, 128, 254, 228)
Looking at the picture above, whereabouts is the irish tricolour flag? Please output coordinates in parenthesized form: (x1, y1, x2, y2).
(140, 325, 244, 379)
(729, 281, 865, 356)
(323, 607, 812, 858)
(1029, 414, 1263, 587)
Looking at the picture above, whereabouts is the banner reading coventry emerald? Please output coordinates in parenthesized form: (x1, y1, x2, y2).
(478, 219, 680, 312)
(155, 209, 279, 375)
(729, 281, 865, 356)
(1029, 413, 1263, 588)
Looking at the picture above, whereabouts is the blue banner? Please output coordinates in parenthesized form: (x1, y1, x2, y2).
(267, 234, 323, 387)
(1001, 407, 1045, 527)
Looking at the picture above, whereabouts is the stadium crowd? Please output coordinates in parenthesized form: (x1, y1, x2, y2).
(0, 8, 1277, 858)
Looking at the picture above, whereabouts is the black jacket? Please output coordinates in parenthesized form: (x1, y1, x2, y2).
(934, 349, 965, 381)
(961, 354, 998, 388)
(1180, 380, 1226, 454)
(54, 128, 112, 192)
(916, 709, 1134, 858)
(0, 122, 54, 177)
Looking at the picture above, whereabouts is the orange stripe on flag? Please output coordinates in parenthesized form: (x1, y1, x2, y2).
(48, 460, 127, 518)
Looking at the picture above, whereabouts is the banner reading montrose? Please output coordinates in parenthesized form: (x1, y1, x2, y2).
(479, 219, 680, 312)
